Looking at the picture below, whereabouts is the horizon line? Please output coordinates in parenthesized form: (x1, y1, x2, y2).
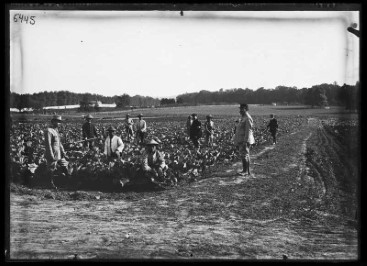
(9, 80, 359, 98)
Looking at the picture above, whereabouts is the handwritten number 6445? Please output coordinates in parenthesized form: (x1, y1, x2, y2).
(13, 14, 36, 25)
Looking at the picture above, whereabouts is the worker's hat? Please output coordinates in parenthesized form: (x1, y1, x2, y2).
(106, 126, 116, 132)
(85, 114, 94, 119)
(145, 139, 159, 146)
(51, 115, 62, 122)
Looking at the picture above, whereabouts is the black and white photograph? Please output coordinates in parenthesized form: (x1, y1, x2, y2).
(6, 4, 360, 260)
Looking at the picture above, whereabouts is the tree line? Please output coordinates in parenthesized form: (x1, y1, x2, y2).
(9, 91, 161, 112)
(175, 82, 360, 110)
(10, 82, 359, 112)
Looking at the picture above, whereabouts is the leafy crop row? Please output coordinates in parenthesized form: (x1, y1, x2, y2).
(10, 116, 306, 191)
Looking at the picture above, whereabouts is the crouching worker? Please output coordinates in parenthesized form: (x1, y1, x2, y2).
(141, 139, 168, 183)
(45, 115, 69, 189)
(103, 126, 124, 161)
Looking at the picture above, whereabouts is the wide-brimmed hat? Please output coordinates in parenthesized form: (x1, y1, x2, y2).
(137, 113, 143, 117)
(145, 139, 159, 146)
(191, 113, 197, 117)
(85, 114, 93, 119)
(106, 126, 116, 132)
(51, 115, 62, 122)
(206, 114, 212, 118)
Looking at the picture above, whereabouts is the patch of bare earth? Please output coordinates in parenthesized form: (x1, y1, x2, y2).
(9, 117, 358, 260)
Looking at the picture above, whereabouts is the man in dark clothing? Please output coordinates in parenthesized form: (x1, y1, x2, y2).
(82, 114, 98, 149)
(267, 114, 278, 145)
(190, 113, 202, 150)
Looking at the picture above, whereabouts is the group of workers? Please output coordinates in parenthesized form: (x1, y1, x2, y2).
(44, 103, 278, 188)
(186, 113, 215, 150)
(81, 113, 147, 150)
(44, 113, 167, 188)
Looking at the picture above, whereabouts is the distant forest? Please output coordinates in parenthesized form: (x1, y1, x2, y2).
(10, 82, 359, 111)
(176, 83, 359, 110)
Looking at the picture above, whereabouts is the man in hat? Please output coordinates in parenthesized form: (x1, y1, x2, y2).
(204, 114, 215, 147)
(82, 114, 98, 149)
(103, 125, 124, 160)
(141, 139, 168, 182)
(267, 114, 278, 145)
(190, 113, 202, 150)
(124, 114, 134, 141)
(233, 103, 255, 176)
(45, 115, 69, 188)
(134, 113, 147, 145)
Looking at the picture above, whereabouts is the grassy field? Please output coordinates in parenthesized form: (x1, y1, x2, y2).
(11, 104, 358, 122)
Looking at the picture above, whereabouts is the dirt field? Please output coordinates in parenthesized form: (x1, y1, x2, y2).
(7, 116, 359, 260)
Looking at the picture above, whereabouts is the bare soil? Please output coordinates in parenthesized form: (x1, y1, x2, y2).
(8, 117, 359, 260)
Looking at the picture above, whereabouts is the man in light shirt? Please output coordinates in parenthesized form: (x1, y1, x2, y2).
(134, 113, 147, 145)
(233, 103, 255, 176)
(104, 126, 124, 160)
(45, 115, 69, 189)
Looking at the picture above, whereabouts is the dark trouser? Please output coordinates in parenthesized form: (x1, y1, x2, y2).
(126, 127, 133, 139)
(109, 151, 121, 160)
(137, 131, 145, 144)
(270, 130, 277, 143)
(190, 135, 200, 148)
(48, 159, 70, 188)
(143, 166, 168, 182)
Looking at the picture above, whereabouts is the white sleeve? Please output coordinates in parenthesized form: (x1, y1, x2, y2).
(116, 137, 124, 152)
(104, 138, 108, 155)
(142, 121, 147, 132)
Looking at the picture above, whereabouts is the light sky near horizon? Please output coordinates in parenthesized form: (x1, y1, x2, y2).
(10, 10, 359, 98)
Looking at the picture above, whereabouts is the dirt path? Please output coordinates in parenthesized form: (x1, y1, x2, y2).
(8, 118, 358, 260)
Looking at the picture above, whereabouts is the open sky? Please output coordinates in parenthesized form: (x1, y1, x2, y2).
(10, 10, 359, 98)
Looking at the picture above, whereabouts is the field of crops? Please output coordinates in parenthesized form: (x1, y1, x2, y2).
(8, 105, 359, 259)
(10, 106, 308, 190)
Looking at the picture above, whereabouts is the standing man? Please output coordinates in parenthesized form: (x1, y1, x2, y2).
(267, 114, 278, 145)
(103, 126, 124, 160)
(204, 114, 215, 147)
(82, 114, 98, 149)
(45, 115, 69, 188)
(190, 113, 202, 151)
(134, 113, 147, 145)
(124, 114, 134, 141)
(233, 103, 255, 176)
